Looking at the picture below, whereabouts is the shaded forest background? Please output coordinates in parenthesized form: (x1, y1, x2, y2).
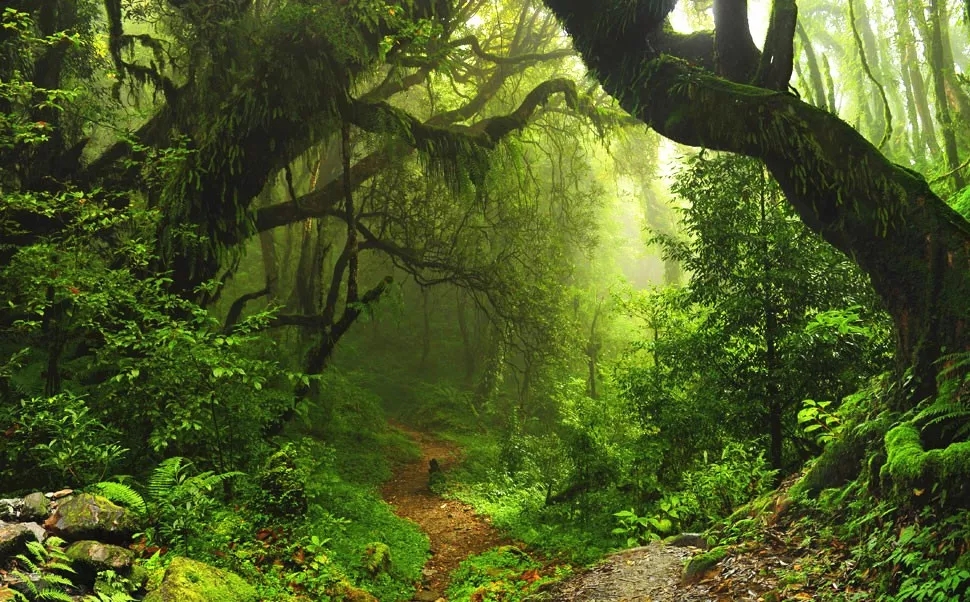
(2, 0, 970, 600)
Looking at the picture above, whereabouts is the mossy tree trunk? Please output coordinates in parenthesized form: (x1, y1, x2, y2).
(542, 0, 970, 411)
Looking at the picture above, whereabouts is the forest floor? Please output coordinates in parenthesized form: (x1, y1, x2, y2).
(383, 425, 791, 602)
(382, 424, 512, 601)
(546, 540, 791, 601)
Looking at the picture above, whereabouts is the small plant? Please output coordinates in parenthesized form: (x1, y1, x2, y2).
(447, 546, 554, 602)
(88, 481, 148, 516)
(83, 569, 138, 602)
(363, 542, 391, 575)
(798, 399, 842, 445)
(144, 456, 242, 553)
(612, 498, 682, 546)
(284, 534, 340, 596)
(9, 536, 77, 601)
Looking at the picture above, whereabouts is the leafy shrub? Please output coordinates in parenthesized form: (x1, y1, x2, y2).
(252, 442, 309, 519)
(447, 546, 562, 602)
(680, 442, 777, 527)
(143, 457, 242, 554)
(0, 393, 127, 490)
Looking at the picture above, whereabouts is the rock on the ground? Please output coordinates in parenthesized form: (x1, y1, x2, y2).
(66, 540, 136, 572)
(666, 532, 710, 549)
(0, 523, 32, 563)
(331, 579, 378, 601)
(43, 493, 138, 543)
(143, 556, 257, 602)
(0, 499, 21, 521)
(682, 546, 728, 584)
(20, 493, 50, 522)
(21, 522, 46, 543)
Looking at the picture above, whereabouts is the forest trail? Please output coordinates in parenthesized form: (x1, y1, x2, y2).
(382, 424, 787, 602)
(382, 424, 511, 601)
(546, 539, 787, 601)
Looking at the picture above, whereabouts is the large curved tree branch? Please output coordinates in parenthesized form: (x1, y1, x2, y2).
(543, 0, 970, 403)
(254, 77, 599, 234)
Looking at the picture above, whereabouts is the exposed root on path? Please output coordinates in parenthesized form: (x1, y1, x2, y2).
(382, 424, 511, 601)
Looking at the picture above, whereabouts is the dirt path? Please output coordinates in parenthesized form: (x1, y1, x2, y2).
(546, 542, 692, 602)
(382, 426, 784, 602)
(547, 539, 788, 602)
(382, 424, 511, 601)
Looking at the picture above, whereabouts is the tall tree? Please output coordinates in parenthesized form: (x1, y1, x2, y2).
(539, 0, 970, 417)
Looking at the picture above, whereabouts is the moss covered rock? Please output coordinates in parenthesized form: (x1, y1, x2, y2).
(143, 556, 257, 602)
(20, 492, 50, 522)
(66, 540, 135, 572)
(665, 533, 709, 549)
(682, 546, 728, 583)
(44, 493, 139, 543)
(331, 579, 378, 602)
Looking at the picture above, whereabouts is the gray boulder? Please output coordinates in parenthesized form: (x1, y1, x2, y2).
(20, 493, 50, 522)
(0, 499, 20, 521)
(0, 522, 32, 563)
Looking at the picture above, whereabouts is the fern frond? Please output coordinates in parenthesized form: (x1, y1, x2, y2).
(190, 471, 243, 493)
(37, 589, 73, 602)
(10, 572, 39, 595)
(148, 457, 187, 500)
(90, 482, 147, 515)
(46, 562, 75, 574)
(15, 554, 40, 573)
(915, 400, 970, 429)
(25, 539, 47, 561)
(40, 573, 74, 587)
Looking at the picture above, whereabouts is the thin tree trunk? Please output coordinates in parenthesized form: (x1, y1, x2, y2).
(796, 23, 827, 112)
(927, 0, 965, 189)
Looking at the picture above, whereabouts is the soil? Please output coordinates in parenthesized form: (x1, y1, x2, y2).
(382, 424, 511, 601)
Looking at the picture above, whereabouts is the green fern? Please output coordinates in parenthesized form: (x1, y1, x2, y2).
(9, 536, 77, 601)
(147, 456, 188, 501)
(90, 481, 148, 516)
(145, 456, 243, 551)
(37, 590, 73, 602)
(913, 353, 970, 442)
(148, 456, 242, 501)
(914, 400, 970, 440)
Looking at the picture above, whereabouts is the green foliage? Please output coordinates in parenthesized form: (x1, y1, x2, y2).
(251, 442, 310, 519)
(679, 443, 777, 526)
(612, 504, 676, 545)
(143, 457, 243, 554)
(614, 442, 775, 544)
(0, 393, 127, 490)
(798, 399, 843, 446)
(88, 481, 147, 516)
(83, 569, 139, 602)
(623, 152, 889, 475)
(447, 546, 564, 602)
(9, 536, 76, 602)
